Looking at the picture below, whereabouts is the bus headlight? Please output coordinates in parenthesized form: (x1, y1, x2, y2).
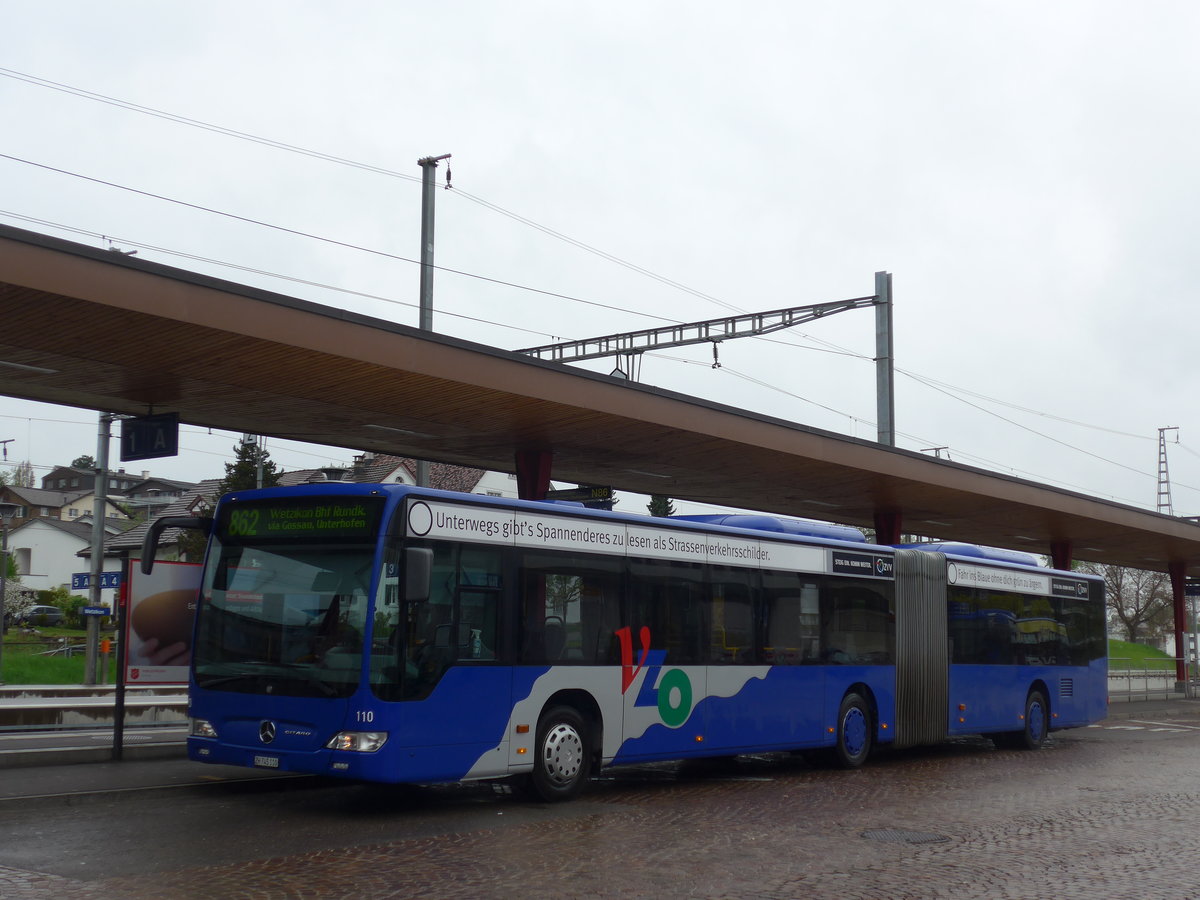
(190, 718, 218, 739)
(326, 731, 388, 752)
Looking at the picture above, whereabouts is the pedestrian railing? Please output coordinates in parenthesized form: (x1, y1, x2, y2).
(1108, 656, 1192, 702)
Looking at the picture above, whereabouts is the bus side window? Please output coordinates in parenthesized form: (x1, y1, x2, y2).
(398, 545, 459, 696)
(823, 580, 895, 665)
(518, 551, 621, 664)
(762, 573, 819, 665)
(628, 559, 705, 665)
(709, 568, 756, 664)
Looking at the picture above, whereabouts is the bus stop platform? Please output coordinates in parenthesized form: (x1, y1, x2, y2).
(0, 684, 188, 769)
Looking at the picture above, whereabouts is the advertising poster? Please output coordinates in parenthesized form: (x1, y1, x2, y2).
(125, 560, 202, 685)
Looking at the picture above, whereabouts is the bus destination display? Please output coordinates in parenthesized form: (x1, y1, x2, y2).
(221, 498, 382, 540)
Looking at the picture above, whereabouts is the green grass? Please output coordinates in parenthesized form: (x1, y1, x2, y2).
(1108, 639, 1176, 670)
(1, 627, 118, 684)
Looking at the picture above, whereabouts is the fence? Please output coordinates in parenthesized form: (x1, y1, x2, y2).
(1107, 657, 1196, 702)
(4, 639, 90, 658)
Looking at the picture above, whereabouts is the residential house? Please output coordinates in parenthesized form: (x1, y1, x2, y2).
(0, 485, 100, 530)
(347, 453, 521, 497)
(39, 466, 91, 492)
(59, 491, 136, 523)
(120, 476, 198, 520)
(0, 462, 191, 597)
(96, 481, 219, 569)
(40, 466, 148, 495)
(6, 517, 126, 594)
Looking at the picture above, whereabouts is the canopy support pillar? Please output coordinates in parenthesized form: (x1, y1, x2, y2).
(515, 449, 553, 501)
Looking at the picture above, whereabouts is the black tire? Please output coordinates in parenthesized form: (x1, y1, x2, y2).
(528, 706, 590, 802)
(993, 689, 1049, 750)
(831, 692, 873, 769)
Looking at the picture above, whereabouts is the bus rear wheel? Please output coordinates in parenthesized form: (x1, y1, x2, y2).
(994, 689, 1049, 751)
(831, 692, 873, 769)
(528, 706, 590, 802)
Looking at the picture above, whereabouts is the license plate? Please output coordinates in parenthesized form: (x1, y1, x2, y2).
(253, 755, 280, 768)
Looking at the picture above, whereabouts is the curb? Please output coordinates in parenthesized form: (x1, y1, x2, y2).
(0, 741, 187, 769)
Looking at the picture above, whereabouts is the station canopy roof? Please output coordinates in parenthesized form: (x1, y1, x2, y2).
(2, 223, 1200, 576)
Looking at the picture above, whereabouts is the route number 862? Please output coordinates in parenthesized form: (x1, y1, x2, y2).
(227, 509, 261, 536)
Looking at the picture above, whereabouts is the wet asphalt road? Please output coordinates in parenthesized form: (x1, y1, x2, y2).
(3, 705, 1200, 899)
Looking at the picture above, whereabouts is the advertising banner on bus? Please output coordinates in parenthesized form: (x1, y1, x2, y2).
(406, 499, 852, 577)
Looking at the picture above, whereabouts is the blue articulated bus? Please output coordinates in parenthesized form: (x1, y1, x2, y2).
(158, 483, 1107, 801)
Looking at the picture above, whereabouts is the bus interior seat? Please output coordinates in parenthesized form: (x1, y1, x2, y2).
(544, 619, 566, 660)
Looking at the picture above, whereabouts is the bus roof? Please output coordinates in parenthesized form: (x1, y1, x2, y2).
(897, 541, 1041, 567)
(669, 514, 867, 543)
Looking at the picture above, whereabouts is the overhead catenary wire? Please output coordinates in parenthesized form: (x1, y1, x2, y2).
(0, 155, 693, 328)
(643, 353, 1161, 507)
(0, 67, 426, 186)
(0, 170, 1169, 504)
(0, 211, 566, 345)
(1, 67, 1190, 508)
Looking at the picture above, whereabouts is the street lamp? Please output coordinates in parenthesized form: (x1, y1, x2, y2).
(0, 501, 21, 681)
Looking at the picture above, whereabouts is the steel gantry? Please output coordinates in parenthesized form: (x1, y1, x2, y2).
(517, 272, 895, 446)
(517, 295, 878, 371)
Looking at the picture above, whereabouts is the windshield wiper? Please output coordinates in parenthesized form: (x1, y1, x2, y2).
(196, 661, 340, 697)
(195, 671, 267, 691)
(273, 662, 340, 697)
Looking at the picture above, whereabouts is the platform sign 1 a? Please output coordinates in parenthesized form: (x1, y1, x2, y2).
(120, 412, 180, 462)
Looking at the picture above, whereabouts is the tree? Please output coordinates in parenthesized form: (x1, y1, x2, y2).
(174, 438, 280, 564)
(647, 494, 676, 517)
(217, 436, 281, 495)
(5, 461, 34, 487)
(2, 553, 31, 630)
(1079, 562, 1173, 643)
(71, 454, 96, 469)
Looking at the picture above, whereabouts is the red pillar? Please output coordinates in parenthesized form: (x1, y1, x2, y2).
(873, 509, 902, 545)
(1050, 540, 1073, 571)
(1169, 561, 1188, 683)
(515, 449, 552, 500)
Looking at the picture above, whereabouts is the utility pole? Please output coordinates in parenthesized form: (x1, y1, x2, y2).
(242, 433, 265, 489)
(1157, 426, 1179, 515)
(86, 412, 114, 685)
(416, 153, 451, 489)
(874, 271, 895, 447)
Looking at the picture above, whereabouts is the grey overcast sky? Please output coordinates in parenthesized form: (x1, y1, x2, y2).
(2, 1, 1199, 514)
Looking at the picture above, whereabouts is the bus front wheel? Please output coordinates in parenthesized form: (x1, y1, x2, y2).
(528, 706, 590, 802)
(831, 692, 873, 769)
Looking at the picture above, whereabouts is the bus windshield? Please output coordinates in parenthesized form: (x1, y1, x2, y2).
(192, 497, 384, 699)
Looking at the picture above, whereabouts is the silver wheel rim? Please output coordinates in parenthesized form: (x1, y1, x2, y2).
(541, 722, 584, 785)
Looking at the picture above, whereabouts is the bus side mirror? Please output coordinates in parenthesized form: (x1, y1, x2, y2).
(141, 516, 213, 575)
(404, 547, 433, 603)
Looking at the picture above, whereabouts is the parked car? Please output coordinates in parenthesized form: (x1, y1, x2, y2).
(17, 605, 64, 627)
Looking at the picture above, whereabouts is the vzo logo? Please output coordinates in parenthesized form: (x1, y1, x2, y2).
(615, 626, 693, 728)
